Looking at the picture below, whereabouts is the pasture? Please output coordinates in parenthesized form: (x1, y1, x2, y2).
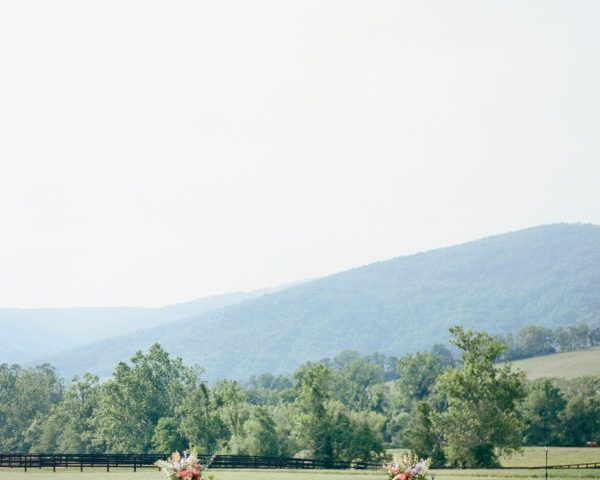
(509, 347, 600, 380)
(501, 447, 600, 467)
(2, 448, 599, 480)
(387, 446, 600, 468)
(1, 468, 600, 480)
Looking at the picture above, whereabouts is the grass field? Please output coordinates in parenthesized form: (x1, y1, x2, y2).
(509, 348, 600, 380)
(1, 468, 600, 480)
(1, 448, 599, 480)
(388, 446, 600, 468)
(501, 447, 600, 467)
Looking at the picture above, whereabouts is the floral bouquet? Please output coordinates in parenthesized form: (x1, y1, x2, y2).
(155, 450, 215, 480)
(385, 452, 433, 480)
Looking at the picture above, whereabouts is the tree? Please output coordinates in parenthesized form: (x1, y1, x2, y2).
(214, 380, 249, 453)
(176, 382, 227, 453)
(560, 395, 600, 446)
(293, 363, 334, 463)
(152, 417, 187, 453)
(32, 373, 101, 453)
(91, 344, 195, 452)
(0, 363, 63, 452)
(434, 326, 526, 467)
(334, 356, 385, 411)
(396, 345, 454, 406)
(516, 325, 555, 358)
(522, 379, 566, 446)
(405, 401, 445, 466)
(242, 406, 280, 456)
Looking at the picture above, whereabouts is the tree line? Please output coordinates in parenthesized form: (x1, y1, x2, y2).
(1, 325, 600, 468)
(499, 321, 600, 360)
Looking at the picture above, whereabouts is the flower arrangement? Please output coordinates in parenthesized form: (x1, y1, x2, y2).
(384, 452, 433, 480)
(155, 450, 215, 480)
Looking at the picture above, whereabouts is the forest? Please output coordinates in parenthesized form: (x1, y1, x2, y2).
(1, 323, 599, 468)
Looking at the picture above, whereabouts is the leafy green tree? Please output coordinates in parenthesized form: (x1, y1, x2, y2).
(293, 363, 334, 463)
(434, 326, 526, 467)
(31, 373, 101, 453)
(522, 379, 566, 446)
(343, 409, 386, 462)
(176, 383, 226, 453)
(334, 357, 385, 411)
(214, 380, 249, 453)
(242, 406, 280, 456)
(246, 373, 293, 405)
(0, 363, 63, 452)
(152, 417, 187, 453)
(271, 404, 300, 457)
(515, 325, 555, 358)
(405, 401, 445, 466)
(396, 345, 453, 405)
(560, 395, 600, 446)
(91, 344, 195, 452)
(554, 327, 572, 352)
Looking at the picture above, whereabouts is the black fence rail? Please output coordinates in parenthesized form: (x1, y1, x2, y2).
(0, 453, 381, 471)
(542, 461, 600, 470)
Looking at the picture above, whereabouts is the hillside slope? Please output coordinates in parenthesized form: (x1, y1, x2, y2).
(41, 223, 600, 382)
(0, 289, 284, 364)
(510, 347, 600, 380)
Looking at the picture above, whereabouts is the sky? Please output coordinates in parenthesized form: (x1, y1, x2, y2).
(0, 1, 599, 308)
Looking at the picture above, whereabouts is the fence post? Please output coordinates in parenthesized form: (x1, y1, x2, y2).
(53, 455, 56, 472)
(106, 456, 110, 472)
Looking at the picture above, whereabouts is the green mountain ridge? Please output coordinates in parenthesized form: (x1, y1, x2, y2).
(0, 288, 286, 364)
(36, 223, 600, 382)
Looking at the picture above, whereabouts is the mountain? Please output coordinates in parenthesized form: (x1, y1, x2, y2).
(0, 288, 288, 364)
(33, 223, 600, 382)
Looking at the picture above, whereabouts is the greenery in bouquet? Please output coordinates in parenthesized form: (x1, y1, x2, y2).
(385, 452, 433, 480)
(155, 450, 216, 480)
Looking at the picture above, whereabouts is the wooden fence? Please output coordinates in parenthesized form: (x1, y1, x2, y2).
(0, 453, 381, 471)
(542, 461, 600, 470)
(2, 453, 598, 472)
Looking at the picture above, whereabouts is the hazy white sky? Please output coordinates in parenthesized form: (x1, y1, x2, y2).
(1, 1, 599, 308)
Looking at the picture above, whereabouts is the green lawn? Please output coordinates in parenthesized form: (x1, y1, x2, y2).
(2, 449, 600, 480)
(1, 470, 600, 480)
(508, 348, 600, 380)
(2, 469, 600, 480)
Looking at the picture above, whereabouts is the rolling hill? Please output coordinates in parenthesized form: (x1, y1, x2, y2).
(35, 223, 600, 382)
(510, 347, 600, 380)
(0, 288, 289, 364)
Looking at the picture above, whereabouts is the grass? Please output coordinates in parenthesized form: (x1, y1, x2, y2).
(508, 348, 600, 380)
(1, 469, 600, 480)
(1, 468, 600, 480)
(389, 446, 600, 468)
(2, 448, 599, 480)
(501, 447, 600, 467)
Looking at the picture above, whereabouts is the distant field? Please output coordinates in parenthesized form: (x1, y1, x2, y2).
(508, 348, 600, 380)
(501, 447, 600, 467)
(388, 446, 600, 468)
(1, 468, 600, 480)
